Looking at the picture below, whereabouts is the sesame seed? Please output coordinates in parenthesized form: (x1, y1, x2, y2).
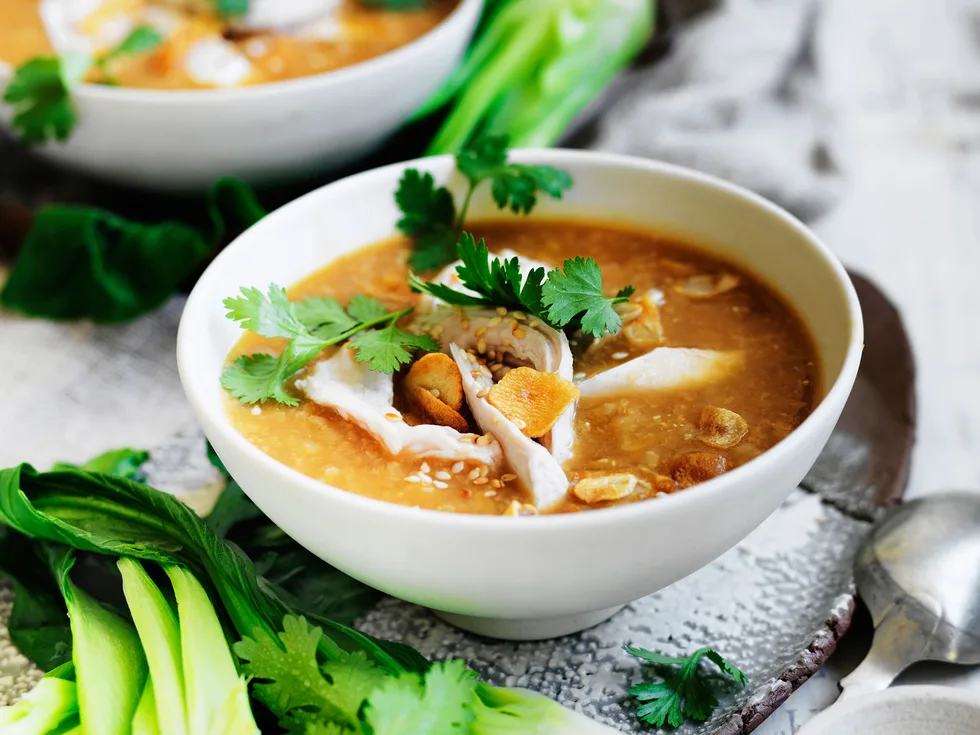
(477, 338, 487, 353)
(436, 471, 452, 480)
(484, 490, 498, 497)
(574, 372, 586, 380)
(406, 475, 421, 483)
(477, 387, 490, 398)
(490, 479, 503, 488)
(513, 311, 527, 321)
(476, 434, 493, 446)
(430, 389, 440, 399)
(502, 338, 512, 348)
(451, 461, 465, 474)
(460, 434, 476, 444)
(251, 406, 262, 415)
(509, 319, 519, 332)
(385, 412, 401, 422)
(471, 370, 482, 380)
(514, 328, 526, 339)
(468, 468, 481, 480)
(420, 462, 431, 473)
(434, 481, 449, 489)
(474, 326, 488, 337)
(420, 474, 433, 485)
(528, 318, 542, 328)
(502, 473, 517, 482)
(612, 351, 629, 360)
(480, 465, 489, 477)
(431, 325, 444, 338)
(496, 306, 508, 316)
(487, 316, 503, 328)
(460, 319, 470, 330)
(473, 477, 489, 486)
(513, 418, 527, 430)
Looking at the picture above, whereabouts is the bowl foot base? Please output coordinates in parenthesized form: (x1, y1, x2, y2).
(431, 605, 626, 641)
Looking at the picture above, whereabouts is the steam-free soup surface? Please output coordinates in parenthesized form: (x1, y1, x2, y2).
(227, 220, 818, 515)
(0, 0, 456, 89)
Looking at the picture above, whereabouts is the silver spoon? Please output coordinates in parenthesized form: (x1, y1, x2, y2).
(838, 491, 980, 699)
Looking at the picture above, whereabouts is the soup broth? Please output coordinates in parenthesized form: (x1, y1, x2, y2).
(227, 220, 819, 515)
(0, 0, 457, 89)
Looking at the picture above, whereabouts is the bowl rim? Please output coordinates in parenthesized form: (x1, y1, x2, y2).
(0, 0, 482, 104)
(177, 148, 865, 532)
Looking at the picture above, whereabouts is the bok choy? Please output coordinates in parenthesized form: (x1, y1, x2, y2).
(419, 0, 655, 153)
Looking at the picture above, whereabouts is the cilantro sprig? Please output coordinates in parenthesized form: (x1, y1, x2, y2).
(4, 26, 163, 145)
(409, 233, 634, 339)
(395, 134, 573, 271)
(625, 645, 747, 729)
(221, 285, 438, 405)
(236, 615, 477, 734)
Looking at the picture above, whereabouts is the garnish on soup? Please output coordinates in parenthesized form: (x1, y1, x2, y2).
(221, 287, 439, 405)
(396, 134, 573, 270)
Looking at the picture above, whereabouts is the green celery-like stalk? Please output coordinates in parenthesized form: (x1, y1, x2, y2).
(57, 553, 147, 735)
(132, 680, 162, 735)
(425, 0, 654, 153)
(118, 558, 187, 735)
(166, 566, 259, 735)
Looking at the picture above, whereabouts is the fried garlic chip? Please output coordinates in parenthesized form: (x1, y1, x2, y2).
(674, 273, 740, 298)
(404, 353, 464, 410)
(669, 452, 729, 489)
(698, 406, 749, 448)
(411, 387, 470, 432)
(487, 367, 580, 438)
(571, 472, 639, 503)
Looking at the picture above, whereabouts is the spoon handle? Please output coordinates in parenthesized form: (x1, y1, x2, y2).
(838, 597, 942, 700)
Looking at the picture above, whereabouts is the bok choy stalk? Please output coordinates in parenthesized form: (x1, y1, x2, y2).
(0, 662, 78, 734)
(419, 0, 655, 154)
(56, 553, 148, 735)
(132, 681, 161, 735)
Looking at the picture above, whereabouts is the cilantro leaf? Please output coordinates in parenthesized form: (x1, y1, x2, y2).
(235, 616, 366, 729)
(222, 286, 437, 404)
(346, 294, 390, 323)
(394, 134, 572, 271)
(349, 324, 439, 374)
(542, 257, 631, 338)
(107, 26, 164, 58)
(365, 660, 477, 735)
(625, 645, 746, 729)
(411, 234, 630, 339)
(3, 53, 90, 145)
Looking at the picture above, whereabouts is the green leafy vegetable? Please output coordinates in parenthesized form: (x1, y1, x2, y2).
(0, 178, 266, 323)
(132, 680, 161, 735)
(395, 134, 572, 270)
(418, 0, 654, 153)
(222, 286, 438, 404)
(57, 551, 148, 735)
(53, 448, 150, 481)
(625, 645, 747, 729)
(2, 51, 91, 145)
(365, 659, 476, 735)
(216, 0, 250, 17)
(0, 463, 425, 674)
(96, 26, 164, 85)
(410, 233, 632, 339)
(0, 665, 78, 733)
(118, 559, 187, 735)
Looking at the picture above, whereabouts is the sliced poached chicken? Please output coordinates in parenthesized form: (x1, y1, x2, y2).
(296, 348, 501, 465)
(578, 347, 743, 398)
(450, 345, 569, 511)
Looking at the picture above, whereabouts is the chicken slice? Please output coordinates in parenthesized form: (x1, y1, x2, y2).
(295, 348, 501, 465)
(450, 345, 568, 510)
(578, 348, 743, 398)
(417, 306, 576, 463)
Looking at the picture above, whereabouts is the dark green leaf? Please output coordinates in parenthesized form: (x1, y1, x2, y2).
(455, 134, 508, 187)
(3, 52, 90, 145)
(52, 448, 150, 482)
(207, 177, 268, 247)
(541, 256, 629, 338)
(395, 170, 456, 239)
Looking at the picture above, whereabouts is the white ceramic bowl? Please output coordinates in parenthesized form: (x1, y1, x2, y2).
(0, 0, 481, 191)
(177, 150, 864, 640)
(797, 686, 980, 735)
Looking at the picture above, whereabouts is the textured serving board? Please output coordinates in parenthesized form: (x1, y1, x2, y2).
(0, 272, 915, 734)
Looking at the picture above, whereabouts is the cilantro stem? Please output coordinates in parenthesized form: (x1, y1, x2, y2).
(455, 183, 478, 232)
(313, 306, 415, 345)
